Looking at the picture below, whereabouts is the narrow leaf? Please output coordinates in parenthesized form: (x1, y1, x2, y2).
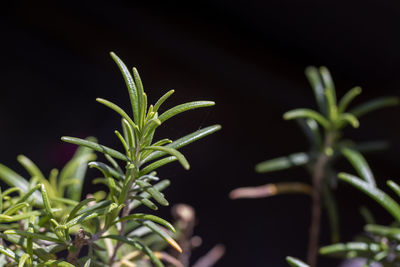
(158, 101, 215, 123)
(153, 90, 175, 113)
(110, 52, 140, 124)
(255, 152, 309, 173)
(136, 180, 169, 206)
(130, 180, 170, 210)
(101, 235, 164, 267)
(339, 172, 400, 222)
(62, 137, 129, 162)
(115, 213, 175, 232)
(141, 220, 182, 253)
(286, 256, 309, 267)
(88, 162, 123, 180)
(349, 96, 399, 118)
(143, 146, 189, 170)
(341, 148, 375, 186)
(338, 86, 362, 113)
(387, 180, 400, 199)
(4, 230, 63, 243)
(283, 109, 330, 129)
(305, 66, 326, 115)
(96, 98, 137, 129)
(140, 156, 177, 176)
(143, 125, 221, 163)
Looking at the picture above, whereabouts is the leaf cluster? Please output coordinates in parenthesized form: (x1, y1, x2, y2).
(0, 52, 220, 266)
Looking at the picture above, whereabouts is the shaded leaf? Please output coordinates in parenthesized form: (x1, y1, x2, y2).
(339, 172, 400, 222)
(255, 152, 309, 173)
(341, 148, 375, 186)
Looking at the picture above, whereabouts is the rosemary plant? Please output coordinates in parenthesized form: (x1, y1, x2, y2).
(0, 52, 220, 266)
(321, 162, 400, 267)
(230, 66, 398, 266)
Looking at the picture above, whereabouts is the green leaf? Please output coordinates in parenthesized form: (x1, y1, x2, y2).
(337, 113, 359, 128)
(283, 109, 330, 129)
(0, 245, 17, 260)
(143, 146, 189, 170)
(129, 180, 170, 210)
(255, 152, 309, 173)
(319, 66, 336, 101)
(101, 235, 164, 267)
(140, 220, 182, 252)
(143, 125, 221, 163)
(349, 96, 399, 118)
(59, 140, 97, 201)
(3, 202, 29, 216)
(341, 148, 375, 186)
(17, 155, 46, 182)
(320, 242, 380, 256)
(305, 66, 326, 115)
(61, 137, 129, 162)
(339, 172, 400, 222)
(286, 256, 309, 267)
(338, 86, 362, 113)
(153, 90, 175, 113)
(135, 180, 169, 206)
(66, 198, 96, 222)
(132, 67, 145, 127)
(0, 164, 34, 198)
(364, 224, 400, 240)
(387, 180, 400, 199)
(115, 213, 175, 232)
(96, 98, 137, 130)
(41, 184, 54, 218)
(4, 230, 63, 243)
(15, 184, 41, 205)
(140, 156, 177, 176)
(110, 52, 140, 124)
(18, 253, 29, 267)
(64, 209, 104, 229)
(88, 162, 123, 180)
(158, 101, 215, 123)
(75, 200, 111, 217)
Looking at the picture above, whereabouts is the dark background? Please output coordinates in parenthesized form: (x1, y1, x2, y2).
(2, 1, 400, 266)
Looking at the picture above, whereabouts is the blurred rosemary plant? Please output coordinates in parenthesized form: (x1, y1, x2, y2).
(230, 66, 398, 266)
(0, 52, 220, 266)
(321, 161, 400, 266)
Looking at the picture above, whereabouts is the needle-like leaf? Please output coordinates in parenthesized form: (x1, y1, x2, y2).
(338, 86, 362, 113)
(143, 146, 189, 170)
(110, 52, 140, 124)
(101, 235, 164, 267)
(349, 96, 399, 118)
(283, 109, 330, 129)
(305, 66, 326, 115)
(255, 152, 310, 173)
(286, 256, 309, 267)
(61, 137, 129, 162)
(143, 125, 221, 163)
(341, 148, 375, 186)
(339, 172, 400, 222)
(158, 101, 215, 123)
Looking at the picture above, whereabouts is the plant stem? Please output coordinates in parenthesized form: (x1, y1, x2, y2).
(67, 228, 87, 264)
(307, 132, 334, 267)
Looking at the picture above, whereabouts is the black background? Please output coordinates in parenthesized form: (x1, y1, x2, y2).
(2, 1, 400, 266)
